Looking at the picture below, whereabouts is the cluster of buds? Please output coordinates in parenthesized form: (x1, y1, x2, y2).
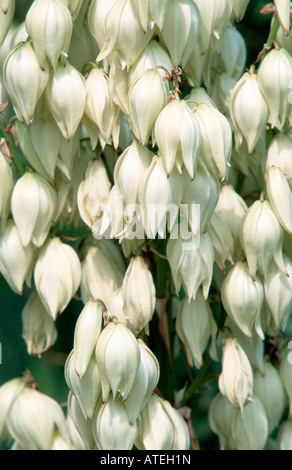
(0, 0, 291, 452)
(64, 300, 190, 450)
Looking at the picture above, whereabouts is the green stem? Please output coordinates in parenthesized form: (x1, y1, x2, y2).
(181, 353, 212, 406)
(0, 121, 25, 175)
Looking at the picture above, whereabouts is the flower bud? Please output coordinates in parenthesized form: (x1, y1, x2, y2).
(128, 69, 168, 146)
(139, 155, 184, 239)
(135, 394, 174, 450)
(30, 106, 63, 180)
(193, 0, 232, 54)
(266, 166, 292, 234)
(257, 48, 292, 130)
(61, 0, 84, 18)
(224, 317, 265, 375)
(153, 98, 201, 178)
(277, 419, 292, 450)
(229, 71, 269, 154)
(3, 41, 49, 124)
(207, 210, 234, 271)
(14, 120, 52, 182)
(263, 256, 292, 332)
(254, 360, 287, 433)
(80, 242, 124, 306)
(191, 101, 232, 182)
(158, 0, 201, 67)
(181, 161, 220, 235)
(77, 159, 111, 231)
(183, 41, 205, 87)
(11, 171, 57, 248)
(87, 0, 116, 51)
(83, 66, 119, 150)
(232, 0, 250, 22)
(73, 300, 104, 377)
(214, 184, 247, 249)
(122, 256, 156, 335)
(160, 400, 190, 450)
(67, 392, 96, 450)
(108, 54, 130, 116)
(232, 395, 268, 450)
(167, 230, 214, 301)
(25, 0, 73, 70)
(279, 347, 292, 416)
(218, 337, 253, 413)
(209, 73, 237, 117)
(221, 261, 264, 339)
(65, 350, 102, 420)
(208, 392, 238, 450)
(239, 199, 286, 277)
(0, 219, 35, 294)
(45, 59, 86, 140)
(0, 0, 15, 47)
(0, 150, 13, 233)
(34, 237, 81, 319)
(7, 385, 69, 450)
(22, 291, 58, 356)
(92, 394, 137, 450)
(106, 287, 129, 328)
(175, 290, 218, 369)
(149, 0, 170, 30)
(266, 132, 292, 181)
(95, 321, 140, 402)
(114, 140, 153, 209)
(125, 339, 160, 423)
(213, 24, 247, 80)
(0, 378, 26, 442)
(274, 0, 291, 35)
(96, 0, 153, 70)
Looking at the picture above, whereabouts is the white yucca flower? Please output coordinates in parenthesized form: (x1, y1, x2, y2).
(95, 321, 141, 402)
(254, 361, 287, 434)
(175, 290, 218, 369)
(221, 261, 264, 339)
(167, 230, 214, 301)
(0, 150, 14, 234)
(121, 255, 156, 335)
(45, 58, 86, 140)
(4, 41, 49, 124)
(25, 0, 73, 70)
(153, 98, 201, 178)
(257, 47, 292, 130)
(128, 69, 168, 146)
